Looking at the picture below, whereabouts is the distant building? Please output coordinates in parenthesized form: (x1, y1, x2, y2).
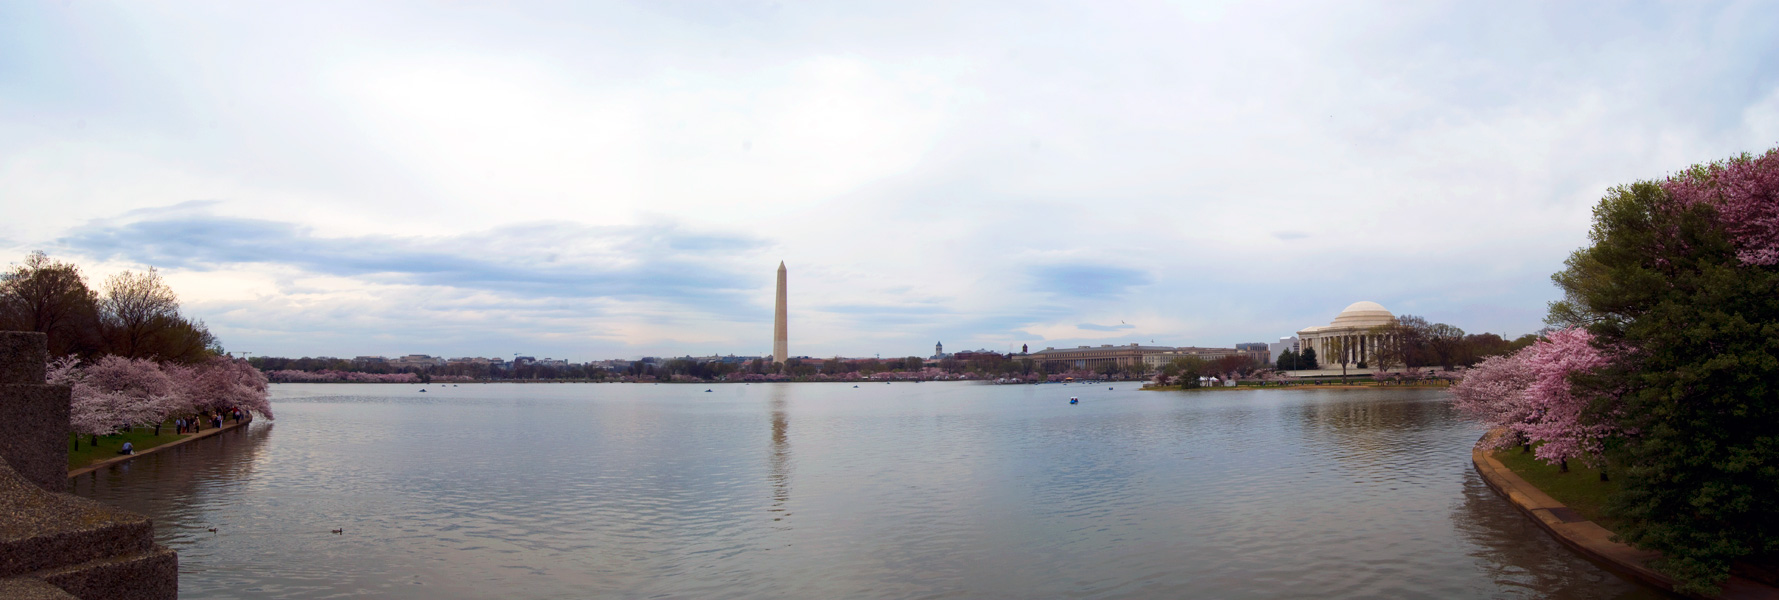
(773, 262, 789, 364)
(388, 354, 446, 369)
(1297, 301, 1398, 368)
(1029, 343, 1177, 371)
(1139, 346, 1268, 368)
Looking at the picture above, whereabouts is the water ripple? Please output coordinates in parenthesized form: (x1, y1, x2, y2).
(68, 383, 1664, 599)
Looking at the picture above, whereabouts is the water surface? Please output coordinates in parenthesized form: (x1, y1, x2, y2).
(73, 382, 1659, 599)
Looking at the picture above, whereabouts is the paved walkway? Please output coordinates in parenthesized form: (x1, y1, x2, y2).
(68, 415, 254, 479)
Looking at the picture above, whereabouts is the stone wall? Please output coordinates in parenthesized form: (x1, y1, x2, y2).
(0, 333, 71, 492)
(0, 331, 177, 599)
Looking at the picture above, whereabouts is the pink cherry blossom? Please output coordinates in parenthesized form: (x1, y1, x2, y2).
(1451, 328, 1614, 466)
(49, 354, 275, 436)
(1663, 148, 1779, 266)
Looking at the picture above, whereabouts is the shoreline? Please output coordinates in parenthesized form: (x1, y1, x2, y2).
(1140, 383, 1453, 391)
(68, 415, 254, 479)
(1471, 429, 1778, 599)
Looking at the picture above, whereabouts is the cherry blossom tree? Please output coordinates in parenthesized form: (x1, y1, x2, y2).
(1451, 328, 1614, 471)
(1664, 147, 1779, 266)
(179, 357, 273, 419)
(49, 354, 274, 449)
(1450, 350, 1535, 444)
(50, 355, 171, 446)
(1516, 328, 1614, 469)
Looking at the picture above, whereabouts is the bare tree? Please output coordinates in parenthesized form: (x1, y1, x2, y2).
(101, 268, 181, 359)
(1425, 323, 1466, 370)
(1368, 322, 1405, 373)
(1326, 336, 1350, 384)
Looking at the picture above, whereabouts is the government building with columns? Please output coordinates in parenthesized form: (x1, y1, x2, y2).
(1296, 301, 1398, 369)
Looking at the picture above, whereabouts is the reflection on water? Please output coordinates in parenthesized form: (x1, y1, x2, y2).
(769, 385, 790, 524)
(69, 383, 1663, 599)
(1452, 470, 1664, 599)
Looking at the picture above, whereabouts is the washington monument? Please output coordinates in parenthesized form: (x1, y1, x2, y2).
(773, 261, 788, 364)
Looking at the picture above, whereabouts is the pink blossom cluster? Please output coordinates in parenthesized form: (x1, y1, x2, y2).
(49, 355, 273, 437)
(1664, 148, 1779, 266)
(1450, 328, 1613, 466)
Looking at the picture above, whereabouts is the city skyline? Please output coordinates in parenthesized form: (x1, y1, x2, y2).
(4, 2, 1777, 360)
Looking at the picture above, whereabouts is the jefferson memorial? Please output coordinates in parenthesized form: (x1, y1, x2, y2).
(1297, 301, 1398, 369)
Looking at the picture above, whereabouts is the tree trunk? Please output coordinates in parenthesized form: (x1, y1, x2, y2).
(1559, 459, 1569, 473)
(1599, 468, 1610, 482)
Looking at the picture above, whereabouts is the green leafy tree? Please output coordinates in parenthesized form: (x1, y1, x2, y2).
(1551, 152, 1779, 594)
(0, 252, 103, 357)
(1275, 349, 1297, 371)
(1160, 356, 1208, 388)
(1298, 347, 1318, 370)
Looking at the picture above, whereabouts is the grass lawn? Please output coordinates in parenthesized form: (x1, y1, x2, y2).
(69, 424, 190, 471)
(1493, 447, 1622, 530)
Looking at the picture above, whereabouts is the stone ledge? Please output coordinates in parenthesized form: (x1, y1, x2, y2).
(1472, 430, 1779, 600)
(36, 546, 177, 600)
(0, 460, 155, 578)
(0, 577, 79, 600)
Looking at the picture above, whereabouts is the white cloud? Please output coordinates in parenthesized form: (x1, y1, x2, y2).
(4, 1, 1778, 359)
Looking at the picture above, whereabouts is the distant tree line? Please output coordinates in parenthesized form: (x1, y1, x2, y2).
(251, 356, 619, 382)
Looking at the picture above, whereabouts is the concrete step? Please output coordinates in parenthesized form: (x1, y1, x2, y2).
(33, 546, 177, 600)
(0, 577, 80, 600)
(0, 462, 156, 578)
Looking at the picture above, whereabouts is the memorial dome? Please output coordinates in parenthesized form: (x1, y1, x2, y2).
(1330, 301, 1395, 328)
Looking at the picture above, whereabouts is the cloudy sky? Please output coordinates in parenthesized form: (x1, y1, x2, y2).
(4, 1, 1777, 361)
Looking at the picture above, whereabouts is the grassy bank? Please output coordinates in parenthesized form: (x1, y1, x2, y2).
(1492, 447, 1621, 530)
(69, 424, 190, 471)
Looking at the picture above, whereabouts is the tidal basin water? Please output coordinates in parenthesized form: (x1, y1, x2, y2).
(72, 382, 1660, 599)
